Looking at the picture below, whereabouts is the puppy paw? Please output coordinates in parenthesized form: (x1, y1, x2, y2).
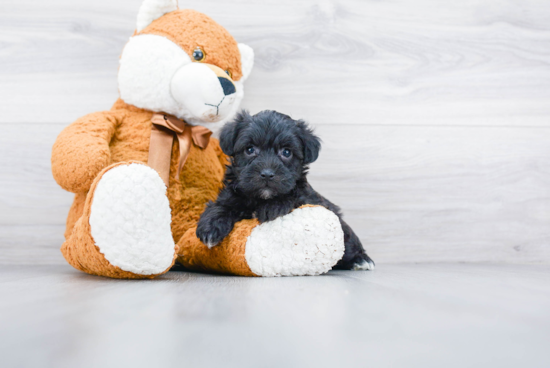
(196, 217, 234, 248)
(334, 252, 375, 271)
(352, 253, 375, 271)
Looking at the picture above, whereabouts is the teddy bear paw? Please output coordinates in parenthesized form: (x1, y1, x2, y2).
(89, 163, 176, 275)
(244, 206, 345, 277)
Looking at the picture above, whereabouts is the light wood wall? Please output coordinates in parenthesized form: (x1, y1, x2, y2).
(1, 0, 549, 265)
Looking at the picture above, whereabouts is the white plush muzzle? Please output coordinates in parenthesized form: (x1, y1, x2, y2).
(170, 63, 238, 123)
(118, 34, 245, 130)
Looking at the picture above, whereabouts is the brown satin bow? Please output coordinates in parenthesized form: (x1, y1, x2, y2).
(148, 113, 212, 186)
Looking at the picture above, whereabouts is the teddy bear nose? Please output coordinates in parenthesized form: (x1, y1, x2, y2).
(218, 77, 236, 96)
(260, 169, 275, 181)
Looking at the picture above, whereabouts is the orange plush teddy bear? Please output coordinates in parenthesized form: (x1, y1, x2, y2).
(51, 0, 346, 279)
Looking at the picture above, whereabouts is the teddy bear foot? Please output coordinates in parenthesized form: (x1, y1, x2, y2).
(88, 163, 176, 275)
(178, 205, 345, 277)
(61, 162, 177, 278)
(245, 206, 345, 276)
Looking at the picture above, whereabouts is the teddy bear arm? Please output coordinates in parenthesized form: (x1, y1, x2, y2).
(177, 219, 259, 276)
(52, 111, 117, 193)
(177, 205, 346, 277)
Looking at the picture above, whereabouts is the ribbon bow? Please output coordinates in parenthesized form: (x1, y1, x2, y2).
(148, 113, 212, 186)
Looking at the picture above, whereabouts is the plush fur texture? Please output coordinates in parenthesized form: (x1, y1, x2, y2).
(89, 163, 175, 275)
(53, 2, 350, 278)
(196, 111, 375, 270)
(180, 205, 346, 277)
(120, 9, 254, 133)
(136, 0, 178, 32)
(244, 206, 345, 276)
(138, 9, 245, 81)
(60, 161, 178, 279)
(54, 101, 227, 278)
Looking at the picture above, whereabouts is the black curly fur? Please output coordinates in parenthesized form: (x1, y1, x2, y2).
(196, 110, 374, 270)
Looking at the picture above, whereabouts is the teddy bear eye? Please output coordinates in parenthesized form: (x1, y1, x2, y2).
(280, 148, 292, 158)
(192, 47, 205, 61)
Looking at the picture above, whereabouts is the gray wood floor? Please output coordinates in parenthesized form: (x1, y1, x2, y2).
(1, 263, 549, 368)
(1, 0, 550, 265)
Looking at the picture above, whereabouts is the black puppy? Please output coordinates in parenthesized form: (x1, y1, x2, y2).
(196, 110, 374, 270)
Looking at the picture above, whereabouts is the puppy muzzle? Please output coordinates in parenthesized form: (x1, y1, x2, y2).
(239, 157, 295, 198)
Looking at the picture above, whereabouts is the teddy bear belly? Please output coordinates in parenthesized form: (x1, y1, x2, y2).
(167, 152, 225, 241)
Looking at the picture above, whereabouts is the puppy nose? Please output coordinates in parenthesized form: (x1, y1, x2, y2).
(218, 77, 236, 96)
(260, 169, 275, 180)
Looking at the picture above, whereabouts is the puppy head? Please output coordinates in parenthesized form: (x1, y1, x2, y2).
(220, 110, 321, 199)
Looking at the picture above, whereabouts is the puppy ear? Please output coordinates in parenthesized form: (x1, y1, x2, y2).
(220, 110, 251, 156)
(296, 120, 321, 165)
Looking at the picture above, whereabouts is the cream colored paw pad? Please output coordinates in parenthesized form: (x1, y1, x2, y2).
(89, 163, 175, 275)
(245, 206, 345, 277)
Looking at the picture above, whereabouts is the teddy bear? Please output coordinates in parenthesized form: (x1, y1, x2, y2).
(51, 0, 346, 279)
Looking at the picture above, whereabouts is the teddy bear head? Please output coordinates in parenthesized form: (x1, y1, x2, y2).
(118, 0, 254, 129)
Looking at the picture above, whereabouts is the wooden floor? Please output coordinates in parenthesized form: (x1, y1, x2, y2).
(1, 263, 549, 368)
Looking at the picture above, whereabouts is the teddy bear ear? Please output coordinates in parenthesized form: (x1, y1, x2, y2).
(238, 43, 254, 82)
(136, 0, 179, 32)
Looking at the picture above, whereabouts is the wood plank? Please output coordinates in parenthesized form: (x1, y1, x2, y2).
(1, 264, 549, 367)
(0, 124, 73, 227)
(309, 124, 550, 264)
(1, 0, 550, 125)
(1, 123, 549, 265)
(2, 0, 550, 265)
(0, 226, 66, 265)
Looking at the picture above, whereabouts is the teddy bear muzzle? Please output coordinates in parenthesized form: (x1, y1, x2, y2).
(170, 62, 238, 123)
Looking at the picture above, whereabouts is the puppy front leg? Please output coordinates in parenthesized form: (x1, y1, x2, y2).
(196, 189, 249, 248)
(256, 199, 295, 223)
(196, 204, 238, 248)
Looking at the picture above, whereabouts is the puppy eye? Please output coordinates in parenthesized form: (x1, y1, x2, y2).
(192, 47, 205, 62)
(245, 146, 256, 155)
(225, 70, 232, 78)
(280, 148, 292, 158)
